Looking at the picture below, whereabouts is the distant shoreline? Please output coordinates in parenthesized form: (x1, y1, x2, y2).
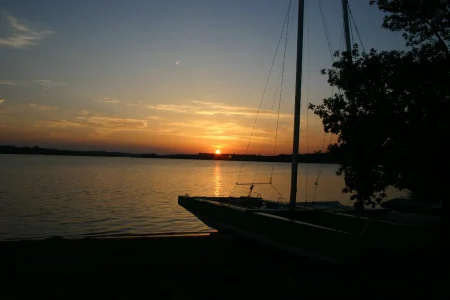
(0, 145, 337, 164)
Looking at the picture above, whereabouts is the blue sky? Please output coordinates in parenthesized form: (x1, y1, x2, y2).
(0, 0, 406, 154)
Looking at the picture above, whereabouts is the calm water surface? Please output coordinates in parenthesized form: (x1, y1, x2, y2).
(0, 154, 403, 240)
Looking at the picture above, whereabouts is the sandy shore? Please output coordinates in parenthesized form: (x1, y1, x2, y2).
(1, 233, 447, 299)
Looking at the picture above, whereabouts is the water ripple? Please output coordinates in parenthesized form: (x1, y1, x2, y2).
(0, 154, 405, 240)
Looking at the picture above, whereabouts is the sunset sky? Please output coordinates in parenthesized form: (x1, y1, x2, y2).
(0, 0, 405, 154)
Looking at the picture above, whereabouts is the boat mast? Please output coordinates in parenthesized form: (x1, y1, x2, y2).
(289, 0, 352, 209)
(341, 0, 352, 59)
(289, 0, 305, 209)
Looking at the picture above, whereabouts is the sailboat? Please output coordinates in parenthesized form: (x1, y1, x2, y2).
(178, 0, 436, 264)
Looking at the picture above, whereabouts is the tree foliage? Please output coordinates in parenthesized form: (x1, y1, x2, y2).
(310, 0, 450, 208)
(369, 0, 449, 53)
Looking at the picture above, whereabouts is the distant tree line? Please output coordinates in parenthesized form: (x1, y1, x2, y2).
(0, 146, 337, 164)
(0, 145, 157, 158)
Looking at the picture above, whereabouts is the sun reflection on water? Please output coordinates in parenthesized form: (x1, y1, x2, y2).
(213, 161, 222, 196)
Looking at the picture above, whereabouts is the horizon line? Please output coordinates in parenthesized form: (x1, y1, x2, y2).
(0, 145, 326, 156)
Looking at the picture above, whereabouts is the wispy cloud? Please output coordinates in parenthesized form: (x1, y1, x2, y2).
(147, 104, 196, 113)
(0, 79, 66, 88)
(98, 97, 121, 103)
(29, 103, 57, 111)
(0, 12, 53, 48)
(0, 80, 23, 85)
(0, 102, 58, 115)
(75, 116, 148, 129)
(125, 101, 144, 107)
(33, 80, 67, 89)
(38, 115, 147, 129)
(162, 120, 275, 142)
(148, 100, 292, 119)
(36, 120, 83, 128)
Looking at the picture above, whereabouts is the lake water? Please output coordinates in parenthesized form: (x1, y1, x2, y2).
(0, 154, 404, 240)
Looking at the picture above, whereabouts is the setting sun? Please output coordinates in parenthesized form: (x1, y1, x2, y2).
(215, 149, 221, 154)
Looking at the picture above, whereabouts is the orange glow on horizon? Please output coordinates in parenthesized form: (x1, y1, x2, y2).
(0, 101, 328, 155)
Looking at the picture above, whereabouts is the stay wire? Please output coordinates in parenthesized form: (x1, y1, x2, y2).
(252, 0, 294, 185)
(318, 0, 335, 62)
(305, 0, 310, 203)
(234, 0, 293, 196)
(311, 15, 346, 203)
(348, 2, 366, 52)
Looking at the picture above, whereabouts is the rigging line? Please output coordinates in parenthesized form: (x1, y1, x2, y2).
(252, 69, 283, 184)
(349, 9, 355, 49)
(253, 59, 285, 184)
(316, 23, 343, 158)
(318, 0, 335, 62)
(348, 2, 366, 52)
(320, 0, 333, 51)
(253, 0, 294, 185)
(311, 131, 329, 202)
(339, 21, 345, 57)
(305, 0, 310, 203)
(312, 12, 347, 202)
(318, 25, 343, 153)
(317, 133, 333, 178)
(271, 183, 286, 202)
(336, 26, 344, 97)
(318, 0, 332, 54)
(270, 0, 296, 182)
(312, 22, 343, 179)
(233, 0, 293, 195)
(272, 0, 291, 180)
(311, 15, 346, 202)
(312, 130, 334, 202)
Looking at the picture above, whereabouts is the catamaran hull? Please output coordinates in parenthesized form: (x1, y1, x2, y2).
(178, 195, 362, 264)
(178, 195, 437, 265)
(188, 209, 340, 263)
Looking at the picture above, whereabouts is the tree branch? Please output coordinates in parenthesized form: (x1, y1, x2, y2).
(423, 19, 449, 53)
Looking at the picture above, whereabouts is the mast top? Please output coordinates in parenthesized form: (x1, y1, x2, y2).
(342, 0, 352, 60)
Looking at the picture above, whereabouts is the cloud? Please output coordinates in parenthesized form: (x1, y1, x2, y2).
(36, 116, 149, 131)
(74, 116, 148, 129)
(33, 80, 67, 89)
(36, 120, 83, 128)
(98, 97, 121, 103)
(162, 120, 273, 142)
(0, 103, 59, 115)
(0, 80, 23, 85)
(0, 13, 53, 48)
(29, 103, 57, 111)
(0, 99, 4, 104)
(1, 79, 67, 88)
(176, 60, 180, 66)
(147, 104, 197, 113)
(193, 101, 292, 119)
(148, 100, 292, 119)
(124, 101, 143, 107)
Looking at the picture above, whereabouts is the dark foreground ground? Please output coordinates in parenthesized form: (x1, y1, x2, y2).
(1, 233, 448, 299)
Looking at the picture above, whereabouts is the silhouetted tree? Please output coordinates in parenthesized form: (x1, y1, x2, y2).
(370, 0, 449, 53)
(309, 0, 450, 219)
